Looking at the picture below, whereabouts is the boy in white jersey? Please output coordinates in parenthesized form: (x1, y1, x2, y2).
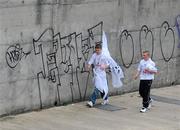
(86, 44, 109, 107)
(134, 51, 157, 113)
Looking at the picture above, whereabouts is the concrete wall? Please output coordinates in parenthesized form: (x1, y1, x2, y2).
(0, 0, 180, 116)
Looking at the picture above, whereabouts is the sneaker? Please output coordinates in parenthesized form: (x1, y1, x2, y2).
(101, 99, 109, 105)
(140, 107, 148, 113)
(87, 101, 93, 107)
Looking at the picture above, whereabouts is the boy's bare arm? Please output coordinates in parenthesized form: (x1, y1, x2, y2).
(86, 64, 91, 71)
(134, 71, 140, 80)
(144, 68, 158, 74)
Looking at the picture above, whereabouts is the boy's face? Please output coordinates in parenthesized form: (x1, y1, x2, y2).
(142, 52, 149, 61)
(95, 48, 102, 55)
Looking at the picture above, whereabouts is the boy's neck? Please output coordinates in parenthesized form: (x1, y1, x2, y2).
(96, 52, 102, 55)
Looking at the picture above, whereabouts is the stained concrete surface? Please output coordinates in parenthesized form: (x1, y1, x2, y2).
(0, 85, 179, 130)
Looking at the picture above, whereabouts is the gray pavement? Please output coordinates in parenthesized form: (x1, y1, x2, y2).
(0, 85, 180, 130)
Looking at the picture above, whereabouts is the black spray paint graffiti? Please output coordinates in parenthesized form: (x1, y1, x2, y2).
(159, 21, 175, 62)
(6, 20, 178, 108)
(119, 30, 134, 68)
(6, 43, 31, 68)
(139, 25, 154, 58)
(175, 15, 180, 48)
(32, 22, 103, 108)
(119, 21, 176, 68)
(33, 28, 61, 108)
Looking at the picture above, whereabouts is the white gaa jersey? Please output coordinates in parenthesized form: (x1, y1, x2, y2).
(138, 58, 157, 80)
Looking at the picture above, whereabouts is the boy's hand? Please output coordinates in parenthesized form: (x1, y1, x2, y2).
(143, 68, 149, 73)
(100, 64, 107, 70)
(86, 64, 91, 72)
(133, 75, 138, 80)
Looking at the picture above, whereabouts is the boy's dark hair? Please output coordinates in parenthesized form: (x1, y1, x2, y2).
(95, 43, 102, 49)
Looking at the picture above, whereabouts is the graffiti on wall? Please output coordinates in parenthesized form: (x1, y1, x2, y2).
(159, 21, 175, 62)
(139, 25, 154, 58)
(119, 21, 176, 68)
(5, 43, 31, 68)
(5, 22, 103, 108)
(119, 30, 134, 68)
(175, 15, 180, 48)
(32, 22, 102, 108)
(5, 19, 179, 108)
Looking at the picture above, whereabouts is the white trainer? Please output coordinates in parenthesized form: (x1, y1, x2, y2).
(87, 101, 93, 107)
(140, 107, 148, 113)
(101, 99, 109, 105)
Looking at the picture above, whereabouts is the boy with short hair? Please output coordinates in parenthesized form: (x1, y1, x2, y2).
(134, 51, 157, 113)
(86, 43, 109, 107)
